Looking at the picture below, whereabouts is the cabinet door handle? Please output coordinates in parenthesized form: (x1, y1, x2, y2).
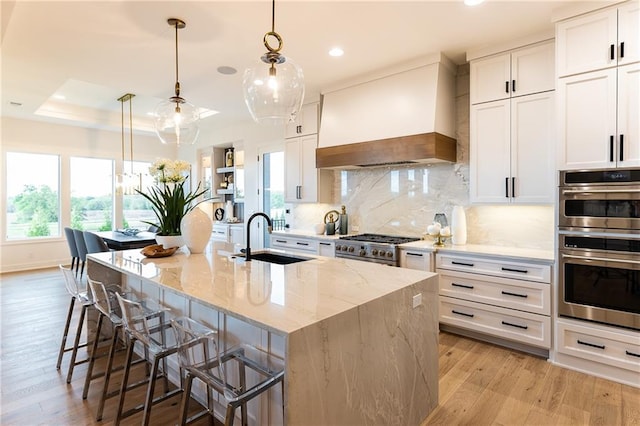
(609, 136, 614, 162)
(452, 310, 474, 318)
(610, 44, 615, 61)
(501, 267, 528, 274)
(620, 134, 624, 162)
(319, 242, 331, 246)
(505, 81, 509, 93)
(452, 261, 474, 267)
(620, 42, 625, 59)
(452, 282, 474, 290)
(296, 242, 309, 246)
(501, 320, 528, 330)
(406, 252, 423, 257)
(577, 339, 605, 350)
(512, 79, 516, 93)
(275, 239, 287, 243)
(511, 177, 515, 198)
(505, 177, 510, 198)
(626, 350, 640, 358)
(296, 185, 301, 199)
(501, 290, 528, 298)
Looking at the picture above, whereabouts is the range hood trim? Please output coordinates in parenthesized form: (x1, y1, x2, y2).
(315, 132, 456, 169)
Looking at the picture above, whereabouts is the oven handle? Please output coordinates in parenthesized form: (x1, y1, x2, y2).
(561, 188, 640, 194)
(562, 253, 640, 266)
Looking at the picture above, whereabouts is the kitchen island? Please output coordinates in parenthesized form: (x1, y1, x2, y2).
(87, 242, 439, 425)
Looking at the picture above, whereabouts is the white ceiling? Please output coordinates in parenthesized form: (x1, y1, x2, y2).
(0, 0, 613, 134)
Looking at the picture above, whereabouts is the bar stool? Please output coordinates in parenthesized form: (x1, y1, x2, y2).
(115, 292, 182, 426)
(82, 278, 147, 421)
(56, 264, 93, 384)
(171, 316, 285, 426)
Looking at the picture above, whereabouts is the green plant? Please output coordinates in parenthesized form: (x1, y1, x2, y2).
(135, 159, 207, 236)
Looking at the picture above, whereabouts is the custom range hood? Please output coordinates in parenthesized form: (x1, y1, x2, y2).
(316, 53, 457, 169)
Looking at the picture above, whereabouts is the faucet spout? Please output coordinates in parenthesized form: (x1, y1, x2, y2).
(245, 212, 273, 261)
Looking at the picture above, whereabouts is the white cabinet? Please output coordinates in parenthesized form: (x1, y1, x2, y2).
(558, 59, 640, 169)
(285, 103, 319, 138)
(284, 135, 332, 203)
(556, 2, 639, 78)
(271, 235, 318, 255)
(470, 91, 555, 203)
(436, 252, 552, 350)
(470, 40, 555, 104)
(211, 223, 244, 245)
(399, 249, 433, 271)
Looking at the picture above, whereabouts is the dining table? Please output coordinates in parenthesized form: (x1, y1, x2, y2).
(95, 230, 157, 250)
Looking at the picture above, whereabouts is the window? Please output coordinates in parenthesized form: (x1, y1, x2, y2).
(5, 152, 60, 239)
(70, 157, 114, 231)
(123, 161, 156, 230)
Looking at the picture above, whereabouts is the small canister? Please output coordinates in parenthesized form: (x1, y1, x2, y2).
(325, 221, 336, 235)
(339, 205, 348, 235)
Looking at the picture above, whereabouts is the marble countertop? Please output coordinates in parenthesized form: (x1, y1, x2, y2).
(88, 242, 436, 336)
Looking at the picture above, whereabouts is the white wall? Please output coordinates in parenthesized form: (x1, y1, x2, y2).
(0, 116, 176, 272)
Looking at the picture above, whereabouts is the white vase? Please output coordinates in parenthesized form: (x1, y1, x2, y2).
(155, 234, 185, 249)
(451, 205, 467, 245)
(180, 207, 213, 254)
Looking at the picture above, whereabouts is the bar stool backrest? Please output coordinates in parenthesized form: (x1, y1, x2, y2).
(59, 264, 83, 298)
(87, 278, 119, 319)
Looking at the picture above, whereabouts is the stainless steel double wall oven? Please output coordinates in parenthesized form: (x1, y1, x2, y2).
(558, 168, 640, 331)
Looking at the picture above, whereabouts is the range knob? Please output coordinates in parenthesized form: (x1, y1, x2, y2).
(378, 250, 386, 257)
(386, 251, 393, 258)
(348, 246, 355, 253)
(359, 249, 366, 256)
(341, 245, 349, 251)
(371, 249, 379, 256)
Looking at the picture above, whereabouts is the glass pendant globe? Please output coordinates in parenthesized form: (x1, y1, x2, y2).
(242, 57, 305, 125)
(154, 99, 200, 145)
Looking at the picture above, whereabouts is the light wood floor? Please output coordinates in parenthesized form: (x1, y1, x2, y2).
(1, 267, 638, 425)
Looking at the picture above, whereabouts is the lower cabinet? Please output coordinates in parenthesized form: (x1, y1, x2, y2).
(554, 318, 640, 386)
(399, 248, 434, 271)
(436, 252, 552, 352)
(211, 223, 244, 245)
(270, 235, 335, 257)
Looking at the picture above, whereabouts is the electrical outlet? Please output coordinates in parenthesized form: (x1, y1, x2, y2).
(412, 293, 422, 308)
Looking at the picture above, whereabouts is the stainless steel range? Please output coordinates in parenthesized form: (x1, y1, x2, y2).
(335, 234, 420, 266)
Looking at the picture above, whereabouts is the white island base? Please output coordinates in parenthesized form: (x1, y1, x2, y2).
(87, 243, 439, 425)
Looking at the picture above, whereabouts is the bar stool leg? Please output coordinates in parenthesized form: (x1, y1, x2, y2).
(178, 373, 194, 426)
(141, 356, 161, 426)
(66, 304, 88, 383)
(115, 337, 137, 426)
(95, 325, 122, 421)
(82, 312, 104, 399)
(56, 296, 76, 370)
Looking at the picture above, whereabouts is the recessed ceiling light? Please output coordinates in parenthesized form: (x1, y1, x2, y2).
(9, 101, 22, 107)
(464, 0, 485, 5)
(329, 47, 344, 57)
(217, 66, 237, 75)
(53, 94, 66, 100)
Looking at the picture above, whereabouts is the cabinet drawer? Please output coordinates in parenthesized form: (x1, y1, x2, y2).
(557, 320, 640, 373)
(440, 296, 551, 348)
(271, 236, 318, 254)
(438, 270, 550, 315)
(400, 250, 433, 272)
(436, 253, 551, 283)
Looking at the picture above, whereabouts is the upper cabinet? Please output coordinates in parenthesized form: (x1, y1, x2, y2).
(556, 2, 639, 78)
(556, 1, 640, 170)
(285, 103, 319, 139)
(469, 41, 555, 204)
(470, 40, 555, 105)
(284, 102, 332, 203)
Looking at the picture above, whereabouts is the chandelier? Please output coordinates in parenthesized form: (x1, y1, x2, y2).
(242, 0, 305, 125)
(154, 18, 200, 145)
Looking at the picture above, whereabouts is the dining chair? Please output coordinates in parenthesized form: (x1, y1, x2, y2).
(84, 231, 110, 254)
(63, 227, 80, 275)
(73, 229, 89, 279)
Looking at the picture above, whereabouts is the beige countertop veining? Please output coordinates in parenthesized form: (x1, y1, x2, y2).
(87, 242, 437, 336)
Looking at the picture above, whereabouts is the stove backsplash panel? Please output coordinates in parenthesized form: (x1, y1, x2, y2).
(286, 163, 554, 250)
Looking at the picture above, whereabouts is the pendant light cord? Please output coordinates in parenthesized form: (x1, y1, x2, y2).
(174, 21, 180, 97)
(121, 98, 125, 169)
(271, 0, 275, 32)
(129, 96, 134, 174)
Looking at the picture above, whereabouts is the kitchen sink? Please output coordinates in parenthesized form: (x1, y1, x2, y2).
(233, 252, 312, 265)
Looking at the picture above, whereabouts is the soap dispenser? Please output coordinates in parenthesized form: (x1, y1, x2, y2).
(339, 205, 348, 235)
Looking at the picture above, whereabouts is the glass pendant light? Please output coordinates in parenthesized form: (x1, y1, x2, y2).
(154, 18, 200, 146)
(243, 0, 305, 125)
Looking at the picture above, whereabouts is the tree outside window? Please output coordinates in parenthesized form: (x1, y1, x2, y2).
(5, 152, 60, 239)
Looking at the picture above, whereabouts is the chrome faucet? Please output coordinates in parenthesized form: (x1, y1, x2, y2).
(245, 212, 273, 261)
